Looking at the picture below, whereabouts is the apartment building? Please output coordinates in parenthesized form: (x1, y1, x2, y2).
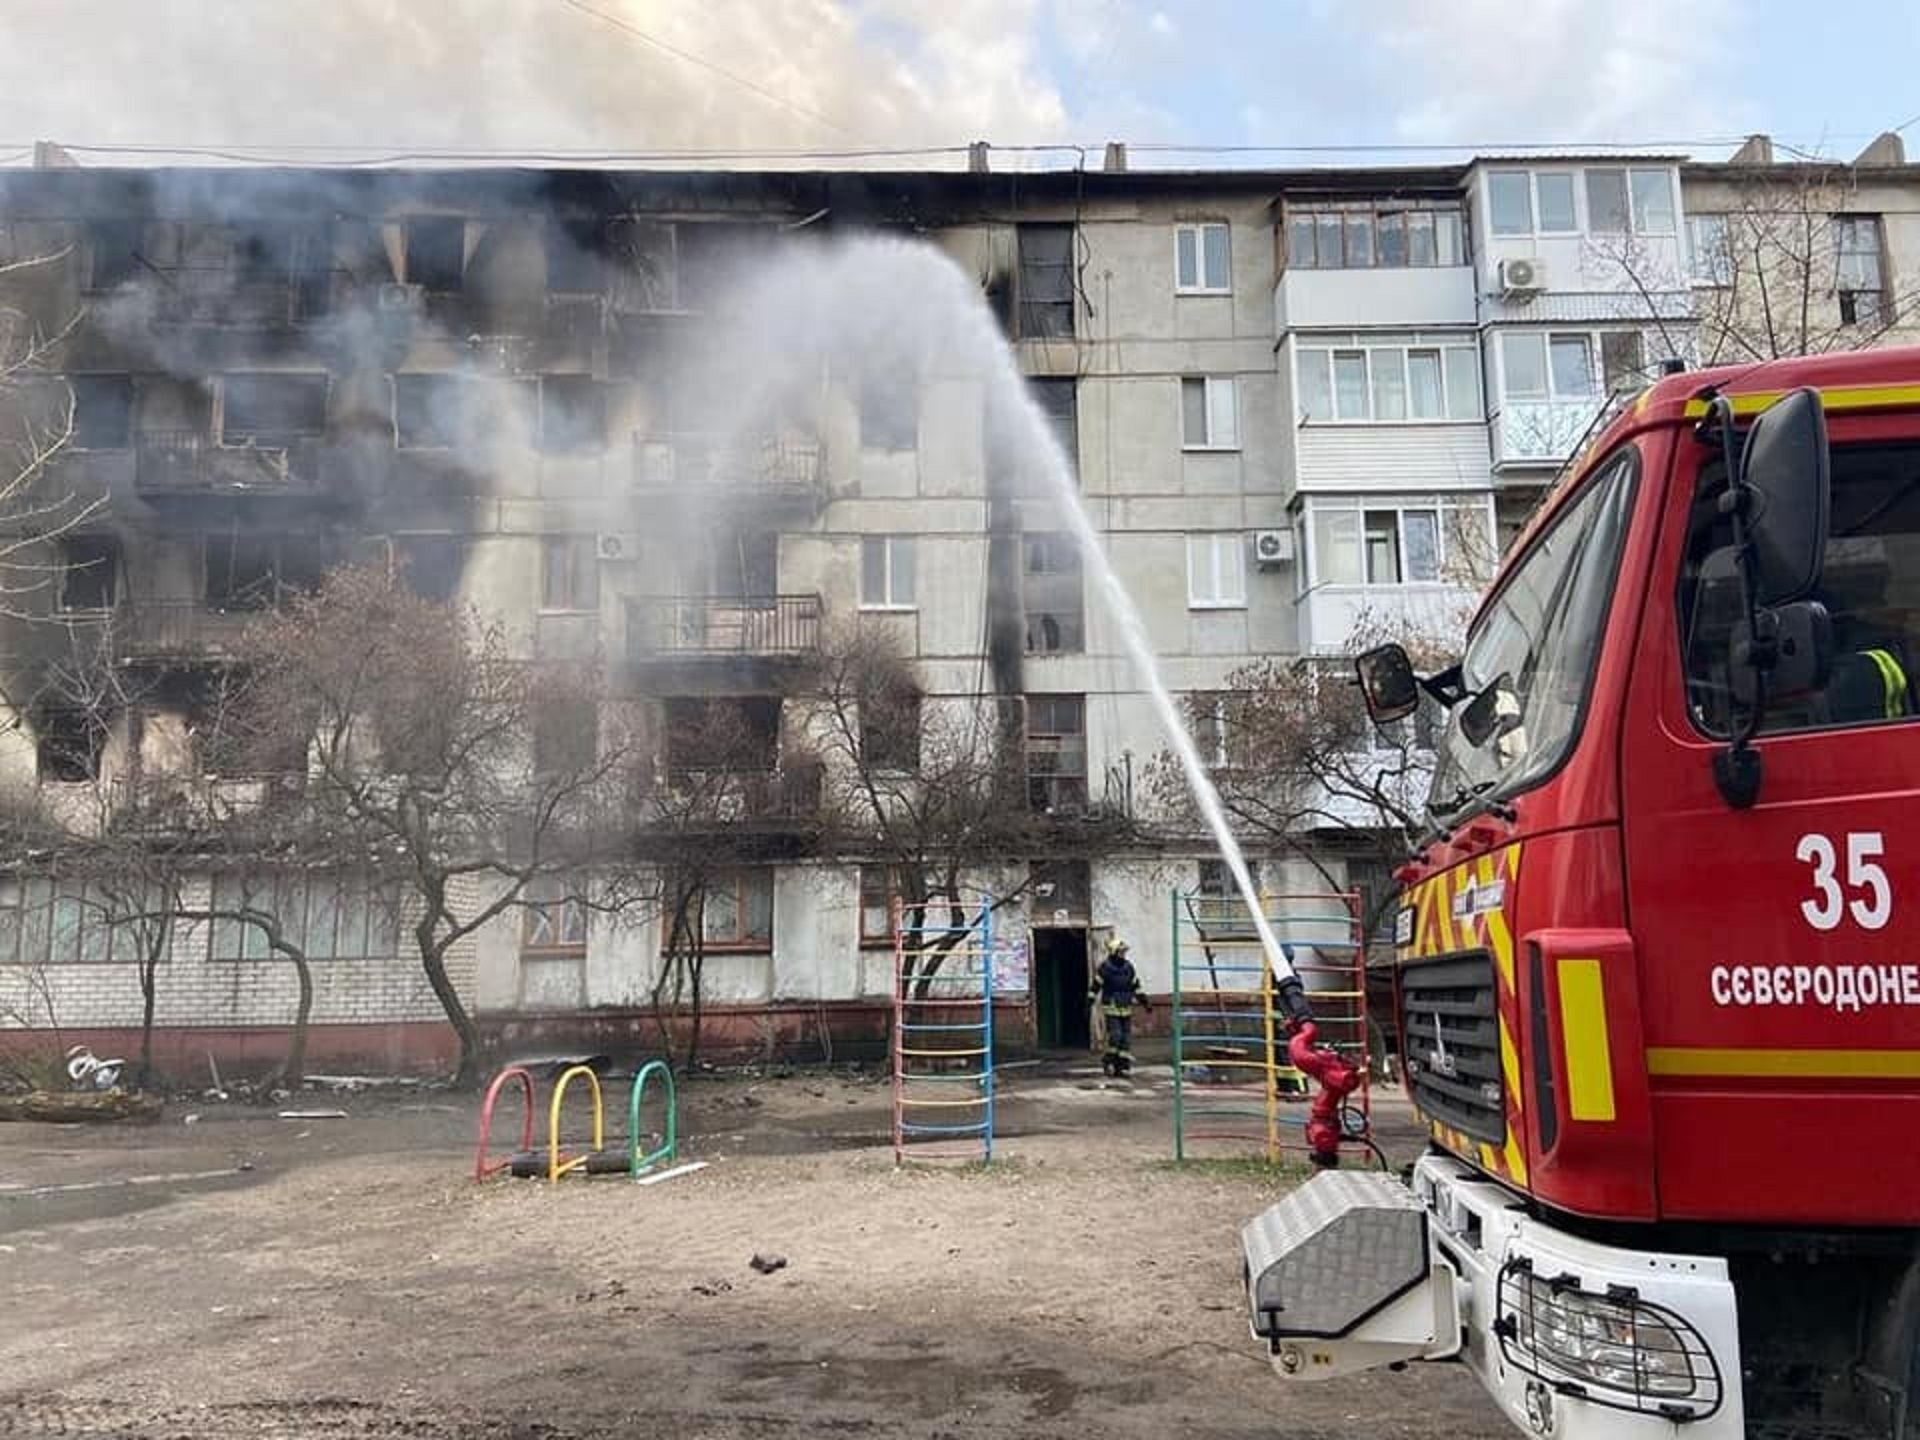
(0, 140, 1912, 1076)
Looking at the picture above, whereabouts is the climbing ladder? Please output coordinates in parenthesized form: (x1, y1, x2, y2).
(1171, 888, 1372, 1164)
(891, 893, 995, 1164)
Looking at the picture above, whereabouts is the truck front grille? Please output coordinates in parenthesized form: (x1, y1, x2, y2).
(1399, 952, 1504, 1144)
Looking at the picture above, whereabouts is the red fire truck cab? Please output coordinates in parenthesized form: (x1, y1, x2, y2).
(1241, 350, 1920, 1440)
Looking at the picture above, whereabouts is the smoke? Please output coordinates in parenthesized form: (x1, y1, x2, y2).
(0, 0, 1077, 162)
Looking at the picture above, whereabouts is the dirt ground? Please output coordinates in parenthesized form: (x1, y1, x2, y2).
(0, 1061, 1508, 1440)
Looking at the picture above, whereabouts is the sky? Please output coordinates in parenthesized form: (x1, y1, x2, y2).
(0, 0, 1914, 168)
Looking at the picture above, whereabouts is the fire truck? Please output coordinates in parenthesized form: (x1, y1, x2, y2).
(1241, 350, 1920, 1439)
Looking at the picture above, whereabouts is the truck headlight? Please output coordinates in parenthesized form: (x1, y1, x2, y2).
(1498, 1264, 1722, 1418)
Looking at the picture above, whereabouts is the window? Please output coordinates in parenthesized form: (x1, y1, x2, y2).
(1029, 377, 1078, 474)
(85, 221, 140, 291)
(1030, 859, 1091, 921)
(1687, 214, 1733, 286)
(859, 681, 921, 772)
(404, 216, 465, 292)
(859, 867, 898, 946)
(533, 694, 598, 774)
(1190, 693, 1251, 769)
(521, 878, 589, 954)
(696, 870, 774, 949)
(1535, 172, 1578, 234)
(539, 376, 606, 454)
(1197, 857, 1259, 897)
(1176, 222, 1231, 293)
(662, 696, 781, 773)
(1834, 216, 1887, 327)
(1600, 331, 1645, 393)
(1023, 533, 1084, 653)
(210, 872, 400, 962)
(1025, 693, 1086, 811)
(860, 536, 915, 609)
(1501, 331, 1600, 400)
(1186, 533, 1246, 608)
(1489, 173, 1533, 236)
(1296, 334, 1481, 423)
(546, 219, 607, 295)
(1681, 443, 1920, 738)
(1289, 204, 1464, 268)
(393, 374, 464, 449)
(204, 535, 283, 611)
(1629, 169, 1675, 234)
(1306, 498, 1492, 589)
(1181, 376, 1239, 449)
(540, 535, 597, 612)
(859, 366, 918, 451)
(0, 879, 157, 965)
(221, 374, 327, 445)
(1016, 224, 1075, 338)
(35, 711, 105, 782)
(69, 375, 132, 449)
(397, 534, 466, 602)
(1584, 170, 1630, 234)
(57, 536, 118, 612)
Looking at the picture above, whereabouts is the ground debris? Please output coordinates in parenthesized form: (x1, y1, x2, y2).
(749, 1252, 788, 1275)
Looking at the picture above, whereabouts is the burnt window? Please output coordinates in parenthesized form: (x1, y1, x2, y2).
(859, 681, 922, 772)
(663, 696, 780, 773)
(1025, 693, 1087, 811)
(533, 694, 599, 775)
(57, 536, 119, 612)
(204, 535, 296, 611)
(547, 220, 607, 294)
(539, 376, 606, 454)
(36, 710, 105, 782)
(393, 374, 464, 449)
(1016, 224, 1075, 338)
(1023, 532, 1084, 654)
(68, 375, 132, 449)
(221, 374, 327, 445)
(396, 535, 466, 602)
(1029, 378, 1078, 474)
(85, 220, 141, 291)
(986, 378, 1076, 495)
(231, 223, 297, 282)
(404, 216, 465, 292)
(540, 535, 598, 612)
(703, 531, 778, 599)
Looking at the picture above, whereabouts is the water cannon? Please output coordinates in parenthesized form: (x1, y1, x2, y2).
(1271, 974, 1365, 1168)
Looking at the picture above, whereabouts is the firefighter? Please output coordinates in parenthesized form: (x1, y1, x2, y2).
(1090, 935, 1150, 1078)
(1821, 565, 1915, 724)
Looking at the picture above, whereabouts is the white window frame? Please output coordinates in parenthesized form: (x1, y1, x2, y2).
(1186, 533, 1247, 610)
(1181, 376, 1240, 451)
(1298, 494, 1496, 592)
(1294, 332, 1482, 425)
(1485, 166, 1676, 238)
(1487, 170, 1535, 237)
(1499, 330, 1602, 403)
(1532, 170, 1581, 235)
(1687, 214, 1733, 287)
(1175, 222, 1231, 295)
(859, 535, 916, 611)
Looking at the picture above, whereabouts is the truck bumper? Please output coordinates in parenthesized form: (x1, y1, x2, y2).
(1243, 1153, 1747, 1438)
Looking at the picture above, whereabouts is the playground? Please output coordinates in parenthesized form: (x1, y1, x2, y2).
(0, 1065, 1505, 1440)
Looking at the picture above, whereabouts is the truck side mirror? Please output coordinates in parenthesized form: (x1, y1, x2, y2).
(1355, 644, 1419, 724)
(1740, 388, 1830, 607)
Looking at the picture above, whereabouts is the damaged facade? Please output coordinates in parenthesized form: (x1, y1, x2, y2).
(0, 142, 1912, 1074)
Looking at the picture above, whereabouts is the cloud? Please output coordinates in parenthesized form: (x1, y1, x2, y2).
(1357, 0, 1748, 145)
(0, 0, 1075, 162)
(1149, 10, 1175, 36)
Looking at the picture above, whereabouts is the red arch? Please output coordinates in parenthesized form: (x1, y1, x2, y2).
(474, 1065, 536, 1181)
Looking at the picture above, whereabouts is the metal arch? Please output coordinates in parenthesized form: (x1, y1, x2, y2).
(474, 1065, 536, 1182)
(548, 1064, 605, 1182)
(628, 1060, 678, 1176)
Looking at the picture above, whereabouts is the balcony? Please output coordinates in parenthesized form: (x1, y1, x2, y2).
(1277, 265, 1477, 330)
(627, 595, 822, 659)
(135, 431, 323, 496)
(148, 269, 331, 327)
(1297, 584, 1475, 656)
(652, 762, 824, 826)
(632, 432, 824, 499)
(106, 601, 262, 661)
(1491, 398, 1611, 470)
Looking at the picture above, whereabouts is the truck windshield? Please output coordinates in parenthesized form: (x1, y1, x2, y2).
(1429, 446, 1636, 820)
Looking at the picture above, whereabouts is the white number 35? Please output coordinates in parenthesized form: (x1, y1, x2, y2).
(1797, 831, 1893, 931)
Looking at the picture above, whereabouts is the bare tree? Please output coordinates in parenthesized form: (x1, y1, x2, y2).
(232, 565, 638, 1086)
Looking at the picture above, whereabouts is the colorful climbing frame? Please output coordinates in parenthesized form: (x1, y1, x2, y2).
(1170, 888, 1372, 1164)
(891, 893, 995, 1164)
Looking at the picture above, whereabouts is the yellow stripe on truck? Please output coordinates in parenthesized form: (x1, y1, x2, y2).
(1646, 1046, 1920, 1079)
(1681, 383, 1920, 419)
(1557, 959, 1618, 1122)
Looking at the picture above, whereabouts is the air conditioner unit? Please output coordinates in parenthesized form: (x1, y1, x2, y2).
(1498, 257, 1545, 297)
(1253, 529, 1295, 568)
(378, 282, 425, 313)
(596, 533, 634, 562)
